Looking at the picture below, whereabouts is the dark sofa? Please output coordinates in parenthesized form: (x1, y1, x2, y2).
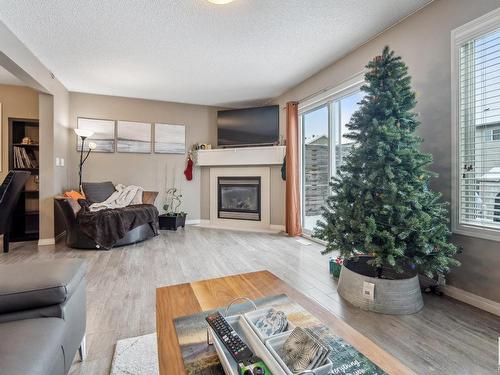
(0, 170, 31, 253)
(0, 259, 86, 375)
(55, 181, 159, 249)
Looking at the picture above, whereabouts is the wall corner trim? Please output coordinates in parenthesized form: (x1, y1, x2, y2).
(442, 285, 500, 317)
(38, 238, 56, 246)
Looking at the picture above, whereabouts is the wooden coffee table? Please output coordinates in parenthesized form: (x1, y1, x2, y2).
(156, 270, 415, 375)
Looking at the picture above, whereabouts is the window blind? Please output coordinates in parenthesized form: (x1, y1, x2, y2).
(459, 27, 500, 229)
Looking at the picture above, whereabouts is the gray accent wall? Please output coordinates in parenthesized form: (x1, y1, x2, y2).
(274, 0, 500, 302)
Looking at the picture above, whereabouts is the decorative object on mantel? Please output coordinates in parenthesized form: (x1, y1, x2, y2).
(314, 47, 460, 315)
(74, 128, 97, 191)
(198, 143, 212, 150)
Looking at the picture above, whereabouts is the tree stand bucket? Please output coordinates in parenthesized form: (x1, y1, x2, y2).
(337, 256, 424, 315)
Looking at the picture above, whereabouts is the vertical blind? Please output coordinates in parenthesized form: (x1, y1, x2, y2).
(459, 27, 500, 229)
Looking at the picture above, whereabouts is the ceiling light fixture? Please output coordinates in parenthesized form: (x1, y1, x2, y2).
(208, 0, 235, 4)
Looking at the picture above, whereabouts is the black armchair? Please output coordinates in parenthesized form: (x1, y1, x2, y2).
(0, 171, 31, 253)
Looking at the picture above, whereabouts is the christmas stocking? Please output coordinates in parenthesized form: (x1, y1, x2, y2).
(184, 156, 193, 181)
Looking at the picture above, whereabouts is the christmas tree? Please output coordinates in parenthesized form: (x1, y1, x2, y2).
(314, 47, 459, 278)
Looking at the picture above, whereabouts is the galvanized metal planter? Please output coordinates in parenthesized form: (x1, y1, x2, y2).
(337, 256, 424, 315)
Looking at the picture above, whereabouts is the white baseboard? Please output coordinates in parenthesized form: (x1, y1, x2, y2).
(270, 224, 285, 232)
(196, 221, 283, 234)
(301, 233, 327, 246)
(185, 219, 201, 225)
(38, 238, 55, 246)
(442, 285, 500, 316)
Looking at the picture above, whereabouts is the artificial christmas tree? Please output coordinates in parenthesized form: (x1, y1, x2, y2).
(314, 47, 459, 313)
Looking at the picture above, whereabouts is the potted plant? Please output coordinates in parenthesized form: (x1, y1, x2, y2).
(160, 187, 187, 230)
(314, 47, 460, 314)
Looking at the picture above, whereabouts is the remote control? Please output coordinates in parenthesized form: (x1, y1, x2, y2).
(205, 311, 272, 374)
(206, 311, 254, 362)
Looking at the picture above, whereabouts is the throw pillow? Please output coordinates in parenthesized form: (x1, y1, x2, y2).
(81, 181, 116, 203)
(77, 199, 91, 211)
(64, 190, 85, 200)
(130, 189, 143, 205)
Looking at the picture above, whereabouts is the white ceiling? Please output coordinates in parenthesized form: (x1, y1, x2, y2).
(0, 65, 25, 86)
(0, 0, 431, 107)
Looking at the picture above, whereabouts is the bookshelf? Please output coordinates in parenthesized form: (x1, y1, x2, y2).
(9, 118, 39, 241)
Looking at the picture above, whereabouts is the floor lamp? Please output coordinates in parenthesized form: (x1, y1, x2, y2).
(74, 129, 96, 192)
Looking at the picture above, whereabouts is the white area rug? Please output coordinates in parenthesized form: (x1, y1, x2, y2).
(110, 333, 159, 375)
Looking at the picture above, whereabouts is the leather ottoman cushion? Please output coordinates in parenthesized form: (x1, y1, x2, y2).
(0, 318, 65, 375)
(82, 181, 116, 203)
(0, 260, 86, 314)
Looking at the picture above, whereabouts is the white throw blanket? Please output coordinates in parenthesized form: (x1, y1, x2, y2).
(90, 184, 143, 212)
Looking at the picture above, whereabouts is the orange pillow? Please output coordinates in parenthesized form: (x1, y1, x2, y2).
(64, 190, 85, 200)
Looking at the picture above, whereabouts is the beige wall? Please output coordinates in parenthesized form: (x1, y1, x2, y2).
(0, 84, 39, 180)
(0, 20, 70, 241)
(69, 92, 218, 219)
(274, 0, 500, 302)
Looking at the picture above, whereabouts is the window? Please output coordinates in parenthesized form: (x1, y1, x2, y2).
(300, 86, 364, 233)
(452, 8, 500, 240)
(302, 105, 330, 232)
(484, 128, 500, 141)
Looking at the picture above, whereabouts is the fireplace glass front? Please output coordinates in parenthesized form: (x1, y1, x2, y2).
(218, 177, 261, 221)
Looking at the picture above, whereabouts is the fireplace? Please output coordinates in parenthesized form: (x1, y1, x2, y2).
(218, 177, 261, 221)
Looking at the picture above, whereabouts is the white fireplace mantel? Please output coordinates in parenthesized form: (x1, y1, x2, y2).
(195, 146, 285, 167)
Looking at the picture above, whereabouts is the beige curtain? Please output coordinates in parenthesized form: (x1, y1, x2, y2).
(285, 101, 302, 236)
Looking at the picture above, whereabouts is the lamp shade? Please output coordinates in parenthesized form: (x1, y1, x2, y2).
(88, 142, 97, 150)
(74, 128, 94, 138)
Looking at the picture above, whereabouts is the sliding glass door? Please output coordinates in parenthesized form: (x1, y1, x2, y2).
(302, 105, 330, 233)
(301, 90, 364, 233)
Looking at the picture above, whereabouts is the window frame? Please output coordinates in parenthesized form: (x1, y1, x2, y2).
(451, 7, 500, 242)
(298, 74, 364, 234)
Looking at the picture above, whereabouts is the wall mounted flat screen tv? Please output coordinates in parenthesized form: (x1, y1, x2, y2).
(217, 105, 279, 147)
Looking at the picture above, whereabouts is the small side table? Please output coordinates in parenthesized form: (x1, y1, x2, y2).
(158, 214, 186, 231)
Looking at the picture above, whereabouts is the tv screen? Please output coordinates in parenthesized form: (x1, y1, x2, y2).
(217, 105, 279, 147)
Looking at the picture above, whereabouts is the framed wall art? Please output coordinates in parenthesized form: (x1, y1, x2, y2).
(154, 123, 185, 154)
(117, 121, 152, 153)
(76, 118, 115, 152)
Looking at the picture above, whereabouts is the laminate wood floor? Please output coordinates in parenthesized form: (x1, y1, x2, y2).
(1, 227, 499, 375)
